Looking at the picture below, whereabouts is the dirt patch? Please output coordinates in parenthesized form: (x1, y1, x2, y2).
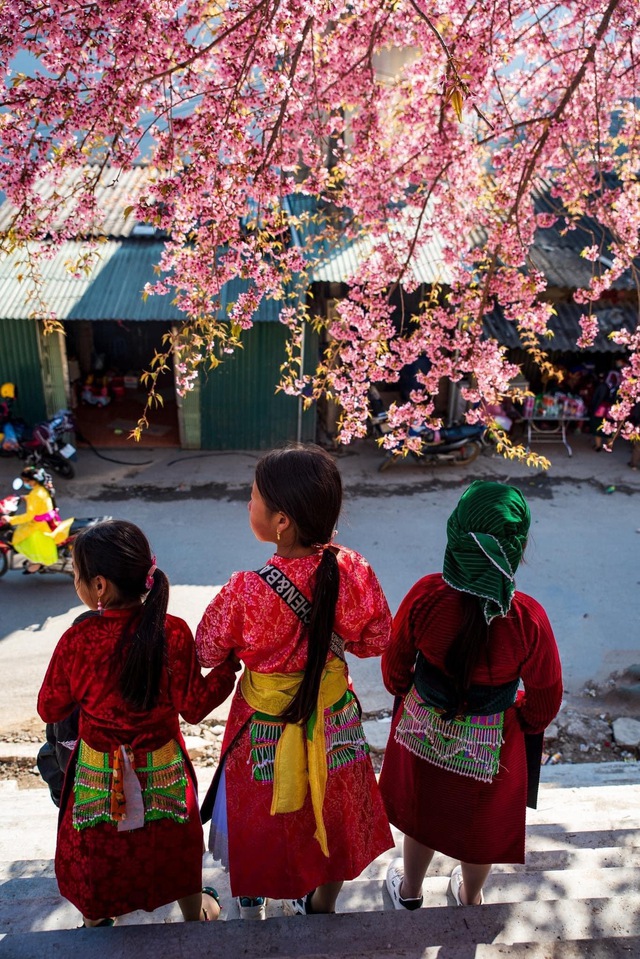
(0, 758, 47, 790)
(539, 666, 640, 766)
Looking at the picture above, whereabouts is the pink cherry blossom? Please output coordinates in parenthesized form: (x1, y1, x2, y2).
(0, 0, 638, 455)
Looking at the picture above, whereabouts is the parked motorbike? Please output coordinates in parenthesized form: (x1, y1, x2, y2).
(369, 391, 491, 472)
(19, 410, 77, 479)
(0, 382, 27, 455)
(0, 478, 110, 578)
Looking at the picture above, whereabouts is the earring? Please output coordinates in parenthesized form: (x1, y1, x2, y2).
(97, 598, 103, 615)
(276, 529, 281, 542)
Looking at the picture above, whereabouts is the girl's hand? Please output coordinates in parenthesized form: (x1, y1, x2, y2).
(228, 652, 242, 672)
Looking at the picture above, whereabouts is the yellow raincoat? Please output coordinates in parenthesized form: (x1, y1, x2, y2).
(7, 484, 59, 566)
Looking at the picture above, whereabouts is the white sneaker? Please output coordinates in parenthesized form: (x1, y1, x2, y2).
(448, 865, 484, 906)
(385, 858, 423, 911)
(237, 896, 267, 919)
(282, 894, 311, 916)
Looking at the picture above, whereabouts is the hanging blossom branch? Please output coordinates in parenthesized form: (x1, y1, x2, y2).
(0, 0, 639, 456)
(405, 0, 494, 128)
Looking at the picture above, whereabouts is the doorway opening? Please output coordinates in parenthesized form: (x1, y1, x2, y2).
(64, 320, 180, 448)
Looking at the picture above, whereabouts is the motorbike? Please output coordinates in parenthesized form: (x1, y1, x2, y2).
(0, 382, 28, 455)
(19, 410, 77, 479)
(0, 478, 110, 578)
(369, 390, 492, 472)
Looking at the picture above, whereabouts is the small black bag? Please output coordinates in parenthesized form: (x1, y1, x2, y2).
(36, 610, 98, 806)
(37, 709, 80, 807)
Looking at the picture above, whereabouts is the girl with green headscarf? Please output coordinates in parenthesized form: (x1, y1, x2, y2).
(379, 481, 562, 912)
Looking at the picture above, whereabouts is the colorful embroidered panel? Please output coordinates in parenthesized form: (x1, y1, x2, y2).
(73, 740, 112, 830)
(139, 739, 188, 824)
(325, 691, 370, 773)
(249, 714, 282, 784)
(73, 739, 188, 830)
(249, 691, 369, 784)
(395, 685, 505, 783)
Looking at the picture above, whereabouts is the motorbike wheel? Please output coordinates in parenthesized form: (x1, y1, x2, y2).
(452, 441, 482, 466)
(48, 455, 75, 479)
(0, 550, 8, 578)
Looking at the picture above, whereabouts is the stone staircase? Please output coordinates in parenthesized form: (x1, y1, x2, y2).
(1, 762, 639, 958)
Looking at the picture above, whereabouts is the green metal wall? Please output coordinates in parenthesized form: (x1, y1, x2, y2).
(200, 323, 317, 450)
(179, 374, 201, 449)
(39, 328, 70, 416)
(0, 319, 47, 425)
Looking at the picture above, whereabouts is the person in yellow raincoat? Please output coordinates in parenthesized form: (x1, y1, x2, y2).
(6, 467, 60, 573)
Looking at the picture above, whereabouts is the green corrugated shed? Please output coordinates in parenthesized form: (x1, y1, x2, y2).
(0, 319, 46, 425)
(0, 237, 319, 450)
(200, 322, 317, 450)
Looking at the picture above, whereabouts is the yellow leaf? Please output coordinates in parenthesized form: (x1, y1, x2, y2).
(450, 89, 464, 122)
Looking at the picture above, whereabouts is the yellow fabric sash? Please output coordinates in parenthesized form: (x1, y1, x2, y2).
(240, 657, 348, 857)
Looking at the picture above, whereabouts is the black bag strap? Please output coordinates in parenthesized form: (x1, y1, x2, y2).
(255, 562, 345, 661)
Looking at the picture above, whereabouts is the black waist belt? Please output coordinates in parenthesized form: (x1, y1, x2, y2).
(414, 653, 519, 720)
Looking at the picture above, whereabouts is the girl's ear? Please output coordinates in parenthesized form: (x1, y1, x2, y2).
(93, 575, 108, 600)
(276, 512, 290, 533)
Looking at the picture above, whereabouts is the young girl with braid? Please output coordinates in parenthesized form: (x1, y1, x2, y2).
(196, 444, 393, 919)
(379, 481, 562, 910)
(38, 520, 238, 927)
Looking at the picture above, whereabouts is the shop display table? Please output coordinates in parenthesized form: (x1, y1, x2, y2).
(524, 416, 587, 457)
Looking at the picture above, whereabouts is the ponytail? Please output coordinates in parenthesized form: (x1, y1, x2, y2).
(73, 520, 169, 711)
(444, 592, 490, 711)
(253, 445, 343, 726)
(280, 548, 340, 726)
(119, 568, 170, 710)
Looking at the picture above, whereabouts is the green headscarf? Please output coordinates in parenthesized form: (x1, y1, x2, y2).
(443, 480, 531, 623)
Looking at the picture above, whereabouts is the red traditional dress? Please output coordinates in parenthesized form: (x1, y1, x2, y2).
(378, 574, 562, 864)
(38, 609, 237, 920)
(196, 546, 394, 899)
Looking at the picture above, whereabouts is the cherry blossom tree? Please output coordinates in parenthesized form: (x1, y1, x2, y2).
(1, 0, 639, 455)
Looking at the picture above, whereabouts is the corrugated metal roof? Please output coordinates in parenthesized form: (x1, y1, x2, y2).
(0, 165, 157, 239)
(529, 182, 633, 290)
(285, 193, 452, 286)
(484, 302, 637, 353)
(527, 245, 604, 290)
(0, 240, 181, 321)
(473, 178, 636, 291)
(306, 227, 452, 286)
(0, 240, 281, 323)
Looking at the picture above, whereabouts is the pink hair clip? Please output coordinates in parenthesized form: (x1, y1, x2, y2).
(145, 555, 157, 591)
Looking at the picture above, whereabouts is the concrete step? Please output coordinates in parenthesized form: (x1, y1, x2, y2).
(2, 856, 639, 933)
(1, 907, 639, 959)
(1, 763, 639, 954)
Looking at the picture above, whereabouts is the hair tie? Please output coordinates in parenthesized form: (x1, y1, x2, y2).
(313, 530, 339, 550)
(145, 555, 157, 591)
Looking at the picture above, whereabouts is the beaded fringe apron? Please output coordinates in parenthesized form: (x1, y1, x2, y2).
(395, 685, 505, 784)
(73, 738, 188, 830)
(208, 690, 370, 865)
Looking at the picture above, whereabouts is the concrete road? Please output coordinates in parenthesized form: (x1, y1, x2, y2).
(0, 432, 638, 733)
